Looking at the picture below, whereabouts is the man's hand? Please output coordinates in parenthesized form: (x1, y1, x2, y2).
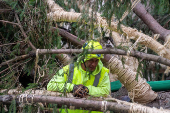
(73, 84, 89, 98)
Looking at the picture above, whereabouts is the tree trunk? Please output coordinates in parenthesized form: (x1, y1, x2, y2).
(133, 2, 170, 42)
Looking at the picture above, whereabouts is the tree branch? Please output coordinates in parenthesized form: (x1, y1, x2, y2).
(1, 48, 170, 67)
(0, 18, 36, 50)
(47, 0, 170, 60)
(27, 49, 170, 66)
(0, 95, 130, 112)
(1, 94, 170, 112)
(58, 28, 85, 46)
(133, 2, 170, 41)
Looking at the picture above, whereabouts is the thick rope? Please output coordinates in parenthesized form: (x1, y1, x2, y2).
(105, 97, 170, 113)
(107, 56, 157, 104)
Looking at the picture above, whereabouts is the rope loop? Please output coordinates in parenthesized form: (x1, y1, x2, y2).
(101, 101, 108, 112)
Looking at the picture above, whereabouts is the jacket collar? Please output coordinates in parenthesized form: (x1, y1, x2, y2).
(79, 60, 103, 76)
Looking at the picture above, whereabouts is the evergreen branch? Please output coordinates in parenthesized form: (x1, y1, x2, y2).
(0, 58, 32, 77)
(0, 18, 36, 50)
(0, 61, 20, 76)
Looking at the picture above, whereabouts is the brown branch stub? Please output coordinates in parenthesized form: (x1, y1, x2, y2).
(58, 28, 85, 46)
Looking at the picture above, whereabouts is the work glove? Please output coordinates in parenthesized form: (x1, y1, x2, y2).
(73, 84, 89, 98)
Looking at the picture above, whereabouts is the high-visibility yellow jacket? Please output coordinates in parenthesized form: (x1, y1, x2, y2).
(47, 60, 110, 97)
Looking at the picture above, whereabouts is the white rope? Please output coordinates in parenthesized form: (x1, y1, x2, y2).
(34, 49, 40, 83)
(18, 94, 27, 107)
(101, 101, 108, 111)
(31, 94, 34, 104)
(19, 94, 23, 103)
(25, 94, 28, 104)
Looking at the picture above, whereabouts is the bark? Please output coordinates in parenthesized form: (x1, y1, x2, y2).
(133, 2, 170, 41)
(2, 48, 170, 71)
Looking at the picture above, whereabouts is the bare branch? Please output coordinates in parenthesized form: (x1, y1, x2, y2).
(28, 49, 170, 66)
(1, 48, 170, 68)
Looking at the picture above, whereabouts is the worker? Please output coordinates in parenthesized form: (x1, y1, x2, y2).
(47, 40, 110, 112)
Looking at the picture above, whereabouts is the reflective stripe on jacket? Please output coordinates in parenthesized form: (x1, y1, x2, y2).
(47, 60, 110, 97)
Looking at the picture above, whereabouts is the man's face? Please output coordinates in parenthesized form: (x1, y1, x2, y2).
(85, 58, 99, 72)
